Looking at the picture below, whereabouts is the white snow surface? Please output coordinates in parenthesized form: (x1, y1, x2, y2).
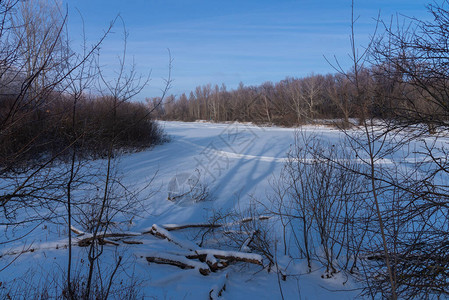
(1, 121, 393, 299)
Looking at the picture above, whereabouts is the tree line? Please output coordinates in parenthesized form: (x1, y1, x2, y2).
(154, 43, 445, 133)
(152, 73, 363, 126)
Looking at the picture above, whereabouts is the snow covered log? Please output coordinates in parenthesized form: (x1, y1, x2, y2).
(70, 226, 141, 239)
(239, 215, 271, 224)
(122, 240, 143, 244)
(77, 236, 120, 247)
(202, 253, 229, 271)
(70, 226, 84, 235)
(188, 249, 263, 267)
(161, 223, 222, 231)
(161, 216, 271, 231)
(209, 272, 228, 299)
(144, 224, 198, 250)
(146, 252, 210, 275)
(71, 226, 141, 247)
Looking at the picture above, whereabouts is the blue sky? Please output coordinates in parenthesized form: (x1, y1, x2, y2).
(65, 0, 431, 100)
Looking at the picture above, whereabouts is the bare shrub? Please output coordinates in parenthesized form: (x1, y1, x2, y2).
(268, 130, 372, 277)
(0, 1, 168, 299)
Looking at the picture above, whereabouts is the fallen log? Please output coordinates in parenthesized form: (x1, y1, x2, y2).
(71, 226, 141, 239)
(209, 272, 228, 300)
(239, 216, 271, 224)
(203, 253, 224, 271)
(77, 236, 119, 247)
(144, 224, 198, 251)
(188, 249, 263, 266)
(97, 232, 141, 238)
(70, 226, 85, 235)
(162, 223, 222, 231)
(122, 240, 143, 245)
(71, 226, 141, 247)
(146, 252, 210, 275)
(161, 216, 271, 232)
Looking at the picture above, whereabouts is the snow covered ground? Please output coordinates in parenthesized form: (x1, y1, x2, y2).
(0, 121, 378, 299)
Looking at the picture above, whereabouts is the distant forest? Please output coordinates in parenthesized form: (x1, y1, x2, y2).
(151, 71, 384, 126)
(151, 65, 444, 131)
(152, 20, 447, 132)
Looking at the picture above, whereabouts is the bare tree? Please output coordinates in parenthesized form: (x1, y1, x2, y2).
(364, 1, 449, 297)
